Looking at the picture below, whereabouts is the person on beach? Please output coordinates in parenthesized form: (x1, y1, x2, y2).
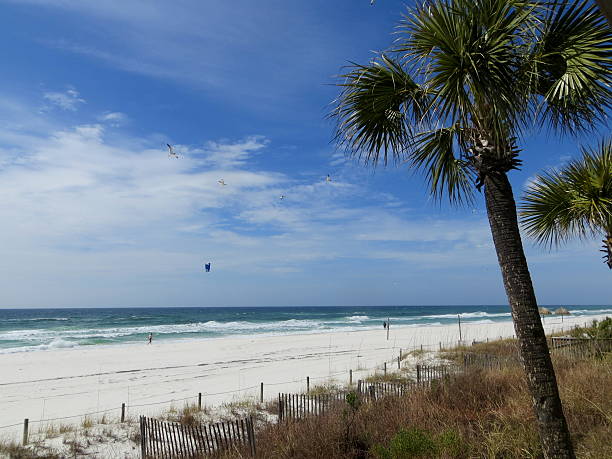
(383, 321, 387, 329)
(147, 333, 153, 345)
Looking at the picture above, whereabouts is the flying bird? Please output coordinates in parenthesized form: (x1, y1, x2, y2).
(167, 144, 179, 159)
(279, 195, 286, 200)
(218, 179, 227, 186)
(204, 262, 211, 272)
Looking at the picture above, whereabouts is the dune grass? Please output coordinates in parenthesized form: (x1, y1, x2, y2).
(236, 344, 611, 458)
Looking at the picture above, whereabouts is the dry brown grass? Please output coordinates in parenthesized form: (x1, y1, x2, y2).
(0, 440, 62, 459)
(224, 347, 611, 458)
(442, 337, 520, 362)
(163, 401, 208, 426)
(364, 370, 413, 385)
(306, 382, 343, 396)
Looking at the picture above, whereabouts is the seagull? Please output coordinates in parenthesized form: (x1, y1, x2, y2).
(218, 179, 227, 186)
(167, 144, 179, 159)
(326, 174, 332, 183)
(279, 194, 286, 200)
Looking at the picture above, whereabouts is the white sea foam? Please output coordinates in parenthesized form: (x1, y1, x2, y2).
(0, 338, 77, 354)
(0, 319, 326, 342)
(570, 308, 612, 315)
(346, 315, 370, 322)
(0, 329, 48, 341)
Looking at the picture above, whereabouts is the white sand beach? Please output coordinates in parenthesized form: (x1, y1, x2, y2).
(0, 314, 604, 443)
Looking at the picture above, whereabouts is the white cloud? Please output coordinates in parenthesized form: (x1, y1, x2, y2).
(203, 137, 269, 169)
(329, 151, 348, 167)
(98, 111, 128, 125)
(0, 105, 504, 302)
(3, 95, 606, 306)
(43, 89, 86, 111)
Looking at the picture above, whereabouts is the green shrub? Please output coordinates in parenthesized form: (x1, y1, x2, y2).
(570, 317, 612, 339)
(373, 428, 437, 458)
(436, 429, 467, 457)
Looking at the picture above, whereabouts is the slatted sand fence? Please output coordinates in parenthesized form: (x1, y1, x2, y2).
(277, 392, 348, 422)
(462, 352, 520, 370)
(140, 415, 256, 458)
(414, 363, 458, 384)
(278, 363, 460, 422)
(278, 382, 422, 423)
(550, 337, 612, 359)
(356, 379, 421, 400)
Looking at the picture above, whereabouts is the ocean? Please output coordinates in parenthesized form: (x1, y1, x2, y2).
(0, 305, 610, 354)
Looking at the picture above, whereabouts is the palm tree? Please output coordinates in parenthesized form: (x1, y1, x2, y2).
(521, 139, 612, 269)
(331, 1, 610, 457)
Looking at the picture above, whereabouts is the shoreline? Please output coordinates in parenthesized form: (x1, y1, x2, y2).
(3, 309, 609, 355)
(0, 314, 608, 440)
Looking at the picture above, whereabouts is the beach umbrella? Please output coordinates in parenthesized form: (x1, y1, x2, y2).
(539, 307, 552, 315)
(554, 307, 571, 315)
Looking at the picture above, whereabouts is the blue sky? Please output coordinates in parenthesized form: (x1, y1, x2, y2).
(0, 0, 609, 308)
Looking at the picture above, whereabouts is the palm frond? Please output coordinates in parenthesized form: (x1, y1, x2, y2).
(397, 0, 535, 142)
(520, 138, 612, 247)
(331, 55, 427, 166)
(410, 126, 475, 204)
(530, 0, 612, 134)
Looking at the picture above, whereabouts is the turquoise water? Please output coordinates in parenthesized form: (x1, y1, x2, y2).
(0, 305, 609, 353)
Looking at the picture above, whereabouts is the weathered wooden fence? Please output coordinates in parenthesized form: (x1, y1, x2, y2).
(356, 380, 419, 400)
(459, 338, 612, 370)
(140, 416, 256, 458)
(415, 363, 455, 383)
(277, 392, 347, 422)
(550, 337, 612, 359)
(462, 352, 520, 370)
(277, 363, 458, 423)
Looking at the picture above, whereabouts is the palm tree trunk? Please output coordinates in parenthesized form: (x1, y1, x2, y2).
(484, 172, 575, 459)
(603, 232, 612, 269)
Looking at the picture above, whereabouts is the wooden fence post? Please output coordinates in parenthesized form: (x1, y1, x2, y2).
(278, 394, 283, 422)
(384, 362, 387, 375)
(247, 416, 257, 457)
(198, 392, 202, 410)
(397, 356, 400, 369)
(260, 382, 264, 404)
(139, 416, 146, 459)
(458, 314, 462, 342)
(22, 418, 29, 446)
(416, 364, 421, 384)
(306, 377, 310, 393)
(349, 369, 353, 385)
(121, 403, 126, 423)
